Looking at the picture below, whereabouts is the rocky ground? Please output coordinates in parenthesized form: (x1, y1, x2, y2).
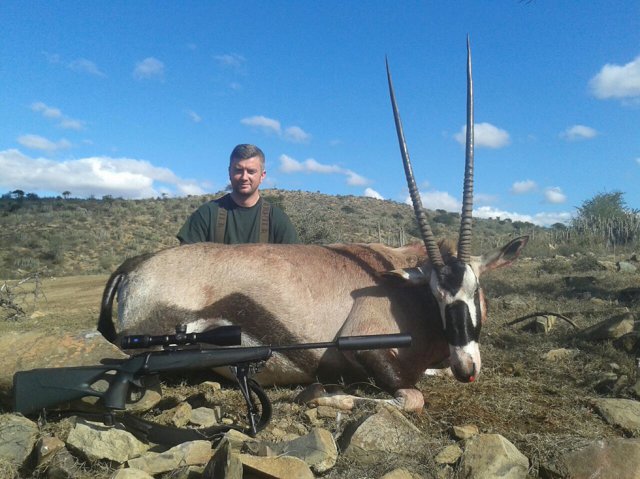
(1, 253, 640, 478)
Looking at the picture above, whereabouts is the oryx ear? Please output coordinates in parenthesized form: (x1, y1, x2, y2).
(478, 236, 529, 275)
(379, 267, 429, 286)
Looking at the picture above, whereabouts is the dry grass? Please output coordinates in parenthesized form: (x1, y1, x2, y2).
(1, 206, 640, 476)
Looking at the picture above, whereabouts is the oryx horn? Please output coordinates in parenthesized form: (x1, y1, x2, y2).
(457, 36, 474, 264)
(386, 57, 444, 271)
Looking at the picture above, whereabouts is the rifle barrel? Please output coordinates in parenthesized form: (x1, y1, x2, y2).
(271, 333, 411, 352)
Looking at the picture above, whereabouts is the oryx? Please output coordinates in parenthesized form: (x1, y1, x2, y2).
(98, 40, 527, 411)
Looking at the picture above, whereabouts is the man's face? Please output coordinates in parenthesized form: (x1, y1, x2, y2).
(229, 156, 266, 197)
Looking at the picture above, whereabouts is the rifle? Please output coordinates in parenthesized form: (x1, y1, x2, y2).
(13, 325, 412, 446)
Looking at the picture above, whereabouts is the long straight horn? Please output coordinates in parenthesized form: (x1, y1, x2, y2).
(386, 57, 444, 271)
(457, 37, 474, 264)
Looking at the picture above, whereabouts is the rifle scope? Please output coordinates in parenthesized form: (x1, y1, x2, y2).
(121, 324, 241, 349)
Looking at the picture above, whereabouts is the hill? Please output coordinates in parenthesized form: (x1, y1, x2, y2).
(0, 189, 543, 279)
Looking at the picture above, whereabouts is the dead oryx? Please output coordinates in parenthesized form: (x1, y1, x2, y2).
(98, 40, 527, 412)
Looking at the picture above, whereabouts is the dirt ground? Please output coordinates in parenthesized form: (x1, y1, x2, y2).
(2, 255, 639, 477)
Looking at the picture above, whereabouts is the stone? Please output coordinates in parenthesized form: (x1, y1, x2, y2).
(452, 424, 479, 440)
(378, 468, 423, 479)
(434, 444, 463, 465)
(341, 405, 426, 464)
(189, 406, 218, 427)
(110, 468, 155, 479)
(542, 348, 579, 362)
(617, 261, 637, 273)
(561, 438, 640, 479)
(43, 447, 83, 479)
(0, 414, 39, 468)
(127, 440, 213, 475)
(156, 402, 192, 427)
(591, 398, 640, 433)
(578, 312, 635, 341)
(34, 435, 65, 467)
(269, 427, 338, 473)
(202, 438, 243, 479)
(66, 417, 150, 463)
(460, 433, 529, 479)
(240, 454, 315, 479)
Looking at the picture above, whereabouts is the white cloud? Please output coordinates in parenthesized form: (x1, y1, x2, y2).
(133, 57, 165, 80)
(364, 188, 384, 200)
(283, 126, 311, 143)
(17, 135, 72, 152)
(187, 110, 202, 123)
(214, 53, 246, 70)
(279, 154, 304, 173)
(31, 102, 62, 119)
(511, 180, 537, 194)
(303, 158, 342, 174)
(241, 116, 281, 135)
(454, 122, 510, 149)
(544, 186, 567, 204)
(406, 191, 460, 212)
(278, 154, 370, 187)
(589, 55, 640, 100)
(241, 116, 311, 144)
(68, 58, 106, 77)
(31, 102, 85, 130)
(345, 170, 368, 186)
(560, 125, 598, 141)
(474, 205, 572, 226)
(0, 149, 205, 198)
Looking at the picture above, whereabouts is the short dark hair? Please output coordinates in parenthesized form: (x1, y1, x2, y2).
(229, 144, 265, 168)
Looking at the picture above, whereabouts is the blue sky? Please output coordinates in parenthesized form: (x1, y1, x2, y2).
(1, 1, 639, 226)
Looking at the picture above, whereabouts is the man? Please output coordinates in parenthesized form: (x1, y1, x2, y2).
(177, 144, 298, 244)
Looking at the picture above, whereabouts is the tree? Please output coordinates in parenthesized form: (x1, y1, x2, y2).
(62, 191, 71, 199)
(11, 189, 25, 200)
(572, 191, 639, 246)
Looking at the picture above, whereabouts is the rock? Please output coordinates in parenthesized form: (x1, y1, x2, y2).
(110, 468, 155, 479)
(578, 312, 636, 341)
(341, 405, 427, 464)
(460, 433, 529, 479)
(189, 407, 218, 427)
(157, 401, 192, 428)
(0, 414, 39, 469)
(269, 427, 337, 473)
(66, 417, 150, 463)
(434, 444, 463, 465)
(43, 447, 83, 479)
(452, 424, 479, 440)
(378, 468, 424, 479)
(202, 438, 243, 479)
(617, 261, 637, 273)
(591, 398, 640, 433)
(223, 429, 253, 453)
(613, 332, 640, 354)
(240, 454, 315, 479)
(127, 440, 213, 475)
(561, 438, 640, 479)
(34, 435, 65, 467)
(542, 348, 579, 362)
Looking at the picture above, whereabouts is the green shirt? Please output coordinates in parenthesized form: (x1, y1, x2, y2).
(177, 194, 299, 244)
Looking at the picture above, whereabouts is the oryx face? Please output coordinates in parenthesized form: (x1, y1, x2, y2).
(430, 261, 485, 382)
